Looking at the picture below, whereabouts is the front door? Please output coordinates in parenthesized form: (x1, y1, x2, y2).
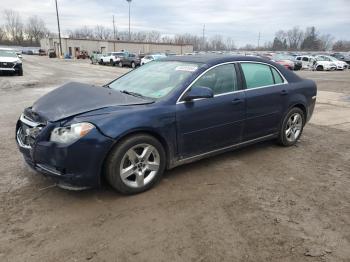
(176, 63, 245, 158)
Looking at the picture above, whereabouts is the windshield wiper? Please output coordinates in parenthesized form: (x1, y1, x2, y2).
(120, 90, 147, 99)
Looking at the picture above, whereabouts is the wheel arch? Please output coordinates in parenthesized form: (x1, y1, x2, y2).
(287, 102, 307, 123)
(100, 129, 172, 182)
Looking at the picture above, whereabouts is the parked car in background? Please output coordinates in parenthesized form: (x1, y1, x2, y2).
(99, 52, 127, 66)
(48, 49, 57, 58)
(0, 48, 23, 76)
(15, 50, 23, 59)
(330, 53, 350, 66)
(271, 54, 295, 70)
(141, 54, 166, 65)
(118, 53, 141, 68)
(315, 55, 348, 70)
(38, 49, 46, 56)
(77, 50, 89, 59)
(16, 55, 316, 194)
(90, 52, 103, 64)
(296, 55, 336, 71)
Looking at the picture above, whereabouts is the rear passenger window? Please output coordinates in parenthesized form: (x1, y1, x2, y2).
(302, 57, 309, 62)
(192, 64, 238, 95)
(241, 63, 274, 89)
(271, 67, 284, 84)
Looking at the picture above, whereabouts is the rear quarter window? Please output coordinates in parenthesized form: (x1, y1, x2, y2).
(241, 63, 274, 89)
(271, 67, 284, 84)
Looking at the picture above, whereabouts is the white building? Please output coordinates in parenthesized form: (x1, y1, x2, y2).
(40, 38, 193, 57)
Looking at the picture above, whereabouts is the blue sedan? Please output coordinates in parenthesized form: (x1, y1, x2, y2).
(16, 55, 317, 194)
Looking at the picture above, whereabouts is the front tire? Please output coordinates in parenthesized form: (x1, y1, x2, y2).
(118, 61, 123, 67)
(131, 61, 136, 68)
(278, 108, 305, 146)
(17, 67, 23, 76)
(105, 134, 166, 194)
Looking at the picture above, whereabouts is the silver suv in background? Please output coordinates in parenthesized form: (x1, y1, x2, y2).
(0, 48, 23, 76)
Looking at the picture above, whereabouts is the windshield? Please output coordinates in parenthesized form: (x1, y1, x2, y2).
(109, 61, 202, 99)
(315, 57, 327, 61)
(0, 50, 18, 58)
(325, 56, 337, 61)
(273, 54, 294, 61)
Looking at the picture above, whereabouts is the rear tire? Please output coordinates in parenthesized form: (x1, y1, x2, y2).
(277, 107, 305, 146)
(131, 62, 136, 68)
(316, 65, 323, 71)
(105, 134, 166, 194)
(118, 61, 123, 67)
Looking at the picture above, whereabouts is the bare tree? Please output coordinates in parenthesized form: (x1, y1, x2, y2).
(94, 25, 111, 40)
(68, 26, 94, 39)
(3, 9, 23, 44)
(0, 25, 6, 42)
(332, 40, 350, 51)
(286, 26, 304, 50)
(225, 37, 236, 51)
(145, 31, 161, 43)
(319, 34, 334, 51)
(25, 15, 47, 44)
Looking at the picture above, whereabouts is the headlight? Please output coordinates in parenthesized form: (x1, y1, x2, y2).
(50, 122, 95, 144)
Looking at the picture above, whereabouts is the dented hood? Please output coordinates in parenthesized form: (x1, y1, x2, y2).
(31, 82, 152, 122)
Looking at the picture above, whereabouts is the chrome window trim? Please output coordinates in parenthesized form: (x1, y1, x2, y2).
(176, 61, 288, 104)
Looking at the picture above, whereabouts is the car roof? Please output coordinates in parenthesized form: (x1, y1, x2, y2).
(162, 54, 271, 66)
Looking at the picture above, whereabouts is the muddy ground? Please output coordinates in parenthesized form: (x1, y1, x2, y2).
(0, 56, 349, 262)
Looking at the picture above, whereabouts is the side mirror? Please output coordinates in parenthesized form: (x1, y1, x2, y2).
(183, 86, 214, 101)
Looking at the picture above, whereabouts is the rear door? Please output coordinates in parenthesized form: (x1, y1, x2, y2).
(176, 63, 245, 158)
(240, 62, 288, 140)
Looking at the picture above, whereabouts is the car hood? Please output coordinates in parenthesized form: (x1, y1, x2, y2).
(0, 56, 21, 63)
(30, 82, 153, 122)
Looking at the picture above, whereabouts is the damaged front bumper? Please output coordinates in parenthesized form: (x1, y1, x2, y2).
(16, 114, 115, 189)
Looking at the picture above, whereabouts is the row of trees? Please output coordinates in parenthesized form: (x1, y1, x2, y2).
(0, 9, 49, 46)
(268, 26, 334, 51)
(1, 8, 349, 52)
(67, 25, 237, 51)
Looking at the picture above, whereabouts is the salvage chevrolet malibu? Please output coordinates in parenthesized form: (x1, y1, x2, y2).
(16, 55, 317, 194)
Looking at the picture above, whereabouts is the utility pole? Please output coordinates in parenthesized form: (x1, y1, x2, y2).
(113, 15, 116, 51)
(257, 31, 261, 50)
(126, 0, 132, 41)
(55, 0, 63, 57)
(202, 24, 205, 51)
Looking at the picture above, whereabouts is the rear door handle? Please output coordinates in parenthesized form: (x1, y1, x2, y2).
(280, 90, 288, 96)
(231, 98, 243, 105)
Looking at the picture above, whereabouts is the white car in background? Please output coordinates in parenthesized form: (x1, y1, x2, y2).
(99, 52, 127, 66)
(315, 55, 348, 70)
(0, 48, 23, 76)
(141, 54, 166, 65)
(296, 55, 337, 71)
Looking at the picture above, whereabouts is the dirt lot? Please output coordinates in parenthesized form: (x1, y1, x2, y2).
(0, 56, 349, 262)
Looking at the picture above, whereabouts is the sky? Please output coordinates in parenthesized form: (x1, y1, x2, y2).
(0, 0, 350, 46)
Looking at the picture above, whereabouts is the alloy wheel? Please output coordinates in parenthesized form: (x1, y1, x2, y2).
(285, 113, 303, 142)
(119, 144, 160, 188)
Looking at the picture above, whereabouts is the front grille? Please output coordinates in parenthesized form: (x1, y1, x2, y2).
(0, 62, 14, 68)
(17, 114, 45, 148)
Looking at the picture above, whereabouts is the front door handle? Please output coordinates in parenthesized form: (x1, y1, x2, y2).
(231, 98, 243, 105)
(280, 90, 289, 96)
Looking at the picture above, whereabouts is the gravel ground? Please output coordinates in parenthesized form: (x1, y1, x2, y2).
(0, 55, 349, 262)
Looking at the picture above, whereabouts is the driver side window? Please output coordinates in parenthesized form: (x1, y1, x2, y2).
(191, 64, 238, 95)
